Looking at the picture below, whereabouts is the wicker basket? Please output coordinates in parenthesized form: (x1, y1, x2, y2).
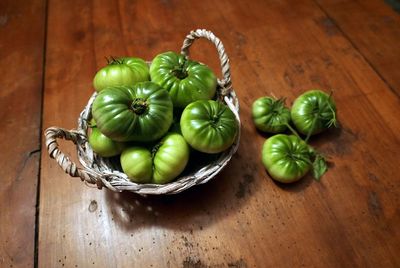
(45, 29, 241, 195)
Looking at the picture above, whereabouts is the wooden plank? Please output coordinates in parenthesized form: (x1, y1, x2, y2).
(39, 0, 400, 267)
(315, 0, 400, 96)
(0, 0, 46, 267)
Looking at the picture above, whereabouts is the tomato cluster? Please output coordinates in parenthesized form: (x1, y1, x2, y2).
(252, 90, 337, 183)
(89, 53, 238, 184)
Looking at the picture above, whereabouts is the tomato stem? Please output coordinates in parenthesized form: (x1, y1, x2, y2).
(285, 123, 301, 140)
(88, 119, 96, 128)
(130, 98, 148, 115)
(327, 97, 337, 128)
(286, 122, 328, 181)
(171, 59, 189, 79)
(107, 56, 124, 65)
(210, 114, 220, 125)
(305, 117, 318, 143)
(151, 143, 162, 158)
(172, 69, 188, 79)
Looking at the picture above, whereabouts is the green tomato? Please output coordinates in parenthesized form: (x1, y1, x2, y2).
(149, 51, 217, 108)
(93, 57, 150, 92)
(88, 128, 126, 157)
(262, 134, 312, 183)
(120, 147, 153, 183)
(120, 133, 190, 184)
(291, 90, 337, 136)
(252, 97, 290, 133)
(180, 100, 238, 154)
(92, 82, 173, 142)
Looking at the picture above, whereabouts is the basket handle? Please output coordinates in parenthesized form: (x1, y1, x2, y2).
(45, 127, 103, 189)
(181, 29, 232, 96)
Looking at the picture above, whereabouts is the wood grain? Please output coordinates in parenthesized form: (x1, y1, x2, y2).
(39, 0, 400, 267)
(316, 0, 400, 96)
(0, 0, 46, 267)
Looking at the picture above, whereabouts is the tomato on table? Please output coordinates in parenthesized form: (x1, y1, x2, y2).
(252, 97, 291, 133)
(291, 90, 337, 137)
(262, 134, 313, 183)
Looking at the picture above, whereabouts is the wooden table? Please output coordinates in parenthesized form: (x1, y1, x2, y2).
(1, 0, 400, 267)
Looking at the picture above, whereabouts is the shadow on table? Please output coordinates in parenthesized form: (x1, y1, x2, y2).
(104, 125, 261, 232)
(269, 171, 315, 192)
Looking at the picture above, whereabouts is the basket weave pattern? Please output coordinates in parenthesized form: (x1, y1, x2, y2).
(45, 29, 241, 195)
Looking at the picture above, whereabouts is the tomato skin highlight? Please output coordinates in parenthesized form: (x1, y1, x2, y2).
(150, 51, 217, 108)
(252, 97, 291, 133)
(88, 128, 126, 157)
(120, 133, 190, 184)
(291, 90, 337, 136)
(262, 134, 312, 183)
(180, 100, 238, 154)
(93, 57, 150, 92)
(92, 82, 173, 142)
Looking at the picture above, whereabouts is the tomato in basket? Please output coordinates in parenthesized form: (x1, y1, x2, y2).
(150, 51, 217, 108)
(121, 132, 189, 184)
(92, 81, 173, 142)
(180, 100, 238, 154)
(93, 57, 150, 92)
(88, 127, 126, 157)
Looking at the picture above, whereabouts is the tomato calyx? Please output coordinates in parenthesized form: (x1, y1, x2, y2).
(130, 98, 148, 115)
(270, 98, 290, 125)
(106, 56, 125, 65)
(151, 142, 162, 159)
(285, 128, 329, 181)
(286, 151, 310, 164)
(172, 68, 188, 79)
(171, 60, 189, 79)
(209, 114, 220, 127)
(271, 98, 287, 115)
(305, 117, 318, 143)
(326, 93, 338, 128)
(88, 118, 97, 128)
(304, 93, 337, 143)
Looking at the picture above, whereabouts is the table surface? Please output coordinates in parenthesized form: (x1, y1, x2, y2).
(1, 0, 400, 267)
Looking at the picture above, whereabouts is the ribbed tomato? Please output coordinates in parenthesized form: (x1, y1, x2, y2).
(291, 90, 337, 137)
(93, 57, 150, 92)
(120, 133, 190, 184)
(150, 51, 217, 108)
(262, 134, 312, 183)
(92, 82, 173, 142)
(180, 100, 238, 154)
